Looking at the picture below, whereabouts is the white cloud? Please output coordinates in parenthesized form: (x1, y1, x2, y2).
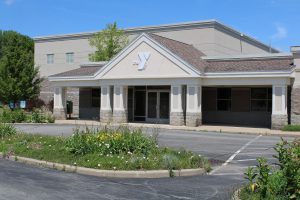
(3, 0, 15, 5)
(271, 24, 287, 40)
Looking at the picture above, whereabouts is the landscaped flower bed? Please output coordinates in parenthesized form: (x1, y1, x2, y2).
(0, 124, 211, 173)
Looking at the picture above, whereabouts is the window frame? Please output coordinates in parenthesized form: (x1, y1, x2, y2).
(46, 54, 54, 64)
(217, 88, 232, 111)
(250, 88, 272, 112)
(66, 52, 74, 64)
(91, 88, 100, 108)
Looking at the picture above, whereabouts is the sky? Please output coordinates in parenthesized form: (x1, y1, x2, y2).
(0, 0, 299, 52)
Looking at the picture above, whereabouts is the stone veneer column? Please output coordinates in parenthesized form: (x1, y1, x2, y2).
(271, 85, 288, 129)
(100, 85, 112, 123)
(170, 85, 184, 126)
(186, 85, 202, 127)
(112, 85, 128, 123)
(291, 47, 300, 124)
(53, 87, 67, 120)
(291, 86, 300, 124)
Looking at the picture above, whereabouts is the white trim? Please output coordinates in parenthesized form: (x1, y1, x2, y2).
(203, 77, 291, 86)
(204, 70, 294, 78)
(99, 78, 201, 86)
(202, 53, 292, 61)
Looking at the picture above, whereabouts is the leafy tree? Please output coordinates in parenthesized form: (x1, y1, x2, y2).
(89, 22, 128, 61)
(0, 30, 42, 107)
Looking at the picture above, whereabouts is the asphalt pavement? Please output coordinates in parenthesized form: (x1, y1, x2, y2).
(0, 124, 296, 200)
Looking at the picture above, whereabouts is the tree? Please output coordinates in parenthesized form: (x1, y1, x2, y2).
(89, 22, 128, 61)
(0, 30, 42, 106)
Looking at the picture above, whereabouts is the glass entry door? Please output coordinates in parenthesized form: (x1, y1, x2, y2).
(146, 91, 170, 123)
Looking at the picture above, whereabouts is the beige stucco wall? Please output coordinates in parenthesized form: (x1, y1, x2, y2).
(35, 24, 275, 78)
(101, 42, 191, 79)
(214, 29, 269, 55)
(35, 38, 96, 77)
(154, 28, 216, 56)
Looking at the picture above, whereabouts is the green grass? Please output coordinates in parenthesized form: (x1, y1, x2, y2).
(0, 133, 211, 171)
(281, 124, 300, 131)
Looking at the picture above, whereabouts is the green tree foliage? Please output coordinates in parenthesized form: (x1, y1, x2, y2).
(89, 22, 128, 61)
(0, 30, 41, 105)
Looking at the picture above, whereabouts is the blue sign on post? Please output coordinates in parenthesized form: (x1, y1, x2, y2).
(20, 100, 26, 109)
(9, 102, 15, 109)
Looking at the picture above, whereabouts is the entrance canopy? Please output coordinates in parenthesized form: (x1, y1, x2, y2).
(48, 32, 295, 129)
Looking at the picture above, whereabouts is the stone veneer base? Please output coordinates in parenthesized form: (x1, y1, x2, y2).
(170, 112, 185, 126)
(100, 110, 113, 123)
(186, 112, 202, 127)
(271, 114, 288, 130)
(291, 114, 300, 125)
(113, 110, 128, 123)
(53, 108, 67, 120)
(291, 86, 300, 125)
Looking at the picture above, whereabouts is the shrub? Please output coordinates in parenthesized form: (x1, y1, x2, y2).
(0, 106, 54, 123)
(241, 138, 300, 200)
(0, 123, 17, 137)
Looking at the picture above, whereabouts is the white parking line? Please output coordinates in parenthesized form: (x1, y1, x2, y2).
(234, 157, 277, 162)
(234, 158, 257, 162)
(209, 135, 262, 175)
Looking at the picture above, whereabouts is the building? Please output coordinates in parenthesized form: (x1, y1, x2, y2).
(34, 20, 300, 129)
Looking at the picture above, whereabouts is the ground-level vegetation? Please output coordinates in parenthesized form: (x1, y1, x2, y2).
(282, 124, 300, 132)
(0, 124, 211, 173)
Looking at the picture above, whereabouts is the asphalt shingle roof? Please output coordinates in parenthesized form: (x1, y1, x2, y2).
(49, 66, 103, 77)
(205, 58, 294, 73)
(148, 33, 207, 73)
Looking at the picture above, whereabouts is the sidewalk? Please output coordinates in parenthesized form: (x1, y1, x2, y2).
(54, 120, 300, 137)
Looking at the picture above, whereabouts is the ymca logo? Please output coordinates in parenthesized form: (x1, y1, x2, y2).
(133, 52, 151, 70)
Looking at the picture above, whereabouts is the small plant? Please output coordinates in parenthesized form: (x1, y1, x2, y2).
(256, 157, 270, 198)
(244, 167, 257, 192)
(0, 123, 17, 137)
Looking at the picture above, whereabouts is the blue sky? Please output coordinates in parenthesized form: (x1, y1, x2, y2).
(1, 0, 299, 52)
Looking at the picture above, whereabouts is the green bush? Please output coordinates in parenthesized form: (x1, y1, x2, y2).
(0, 107, 54, 123)
(0, 123, 17, 137)
(282, 125, 300, 132)
(241, 138, 300, 200)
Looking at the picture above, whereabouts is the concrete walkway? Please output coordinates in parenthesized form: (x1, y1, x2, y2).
(54, 119, 300, 137)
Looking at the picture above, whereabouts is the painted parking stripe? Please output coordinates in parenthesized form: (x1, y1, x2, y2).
(209, 135, 262, 175)
(234, 158, 277, 162)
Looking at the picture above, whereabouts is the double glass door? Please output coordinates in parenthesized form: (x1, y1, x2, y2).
(146, 91, 170, 123)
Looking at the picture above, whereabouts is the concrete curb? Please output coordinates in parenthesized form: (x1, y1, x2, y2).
(231, 188, 242, 200)
(12, 121, 300, 137)
(57, 121, 300, 137)
(0, 153, 206, 178)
